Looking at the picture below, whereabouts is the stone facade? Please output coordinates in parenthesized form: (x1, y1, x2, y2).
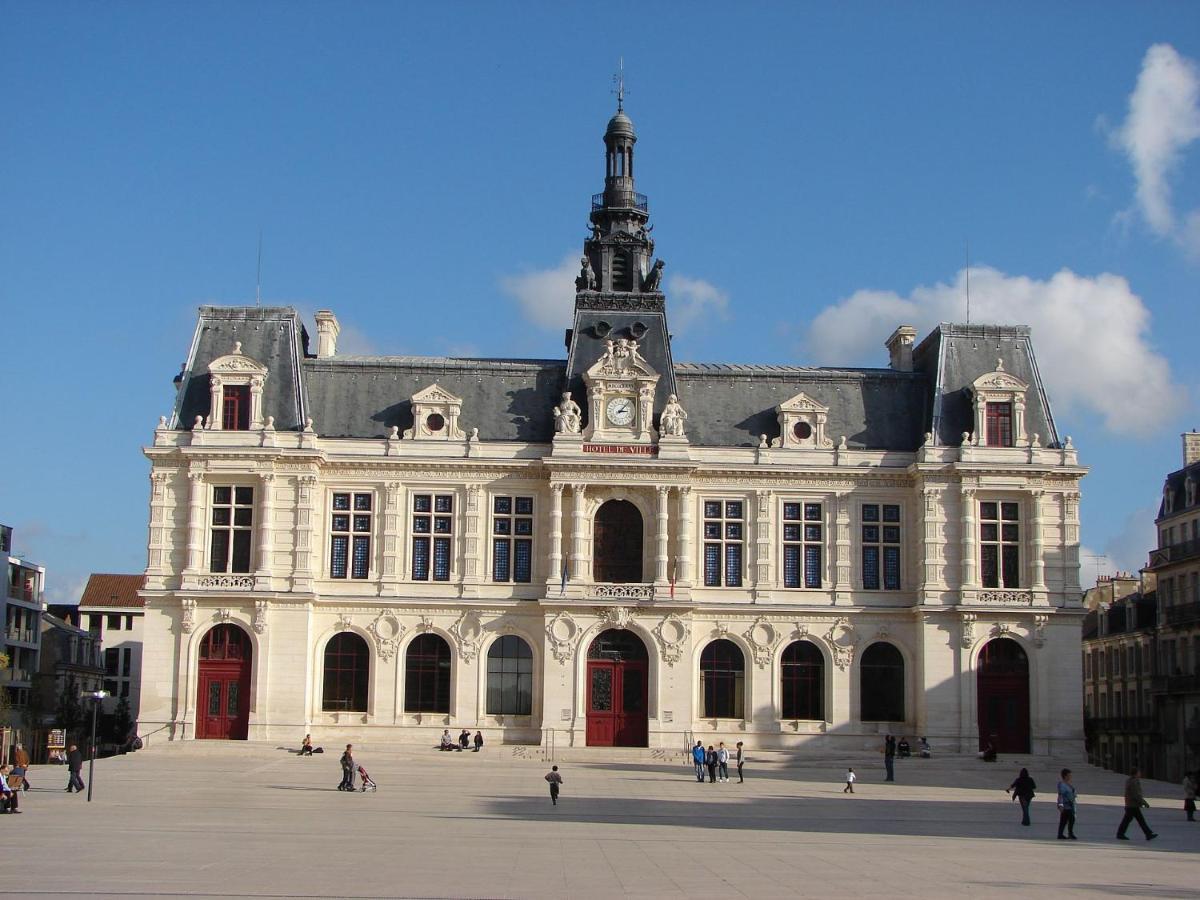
(137, 103, 1088, 754)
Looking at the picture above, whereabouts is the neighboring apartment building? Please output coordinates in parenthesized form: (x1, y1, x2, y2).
(1146, 431, 1200, 780)
(78, 574, 146, 720)
(138, 102, 1088, 754)
(35, 612, 105, 727)
(3, 525, 46, 739)
(1082, 573, 1158, 776)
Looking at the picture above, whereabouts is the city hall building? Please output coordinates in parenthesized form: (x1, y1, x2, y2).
(138, 103, 1087, 753)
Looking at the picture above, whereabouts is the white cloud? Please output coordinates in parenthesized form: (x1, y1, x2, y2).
(500, 253, 578, 331)
(667, 274, 730, 334)
(1112, 43, 1200, 256)
(1102, 506, 1159, 575)
(806, 266, 1185, 433)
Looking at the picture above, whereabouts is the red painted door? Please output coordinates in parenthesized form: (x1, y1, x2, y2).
(196, 625, 251, 740)
(977, 638, 1030, 754)
(586, 659, 648, 747)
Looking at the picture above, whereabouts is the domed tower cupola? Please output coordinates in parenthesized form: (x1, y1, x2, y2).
(582, 71, 658, 296)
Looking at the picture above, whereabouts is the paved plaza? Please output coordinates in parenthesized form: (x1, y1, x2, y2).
(6, 744, 1197, 899)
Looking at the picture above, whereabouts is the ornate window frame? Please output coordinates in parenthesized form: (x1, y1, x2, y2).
(206, 342, 268, 430)
(404, 383, 466, 440)
(775, 392, 833, 449)
(970, 359, 1029, 447)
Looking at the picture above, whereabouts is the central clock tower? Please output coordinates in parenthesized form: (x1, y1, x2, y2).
(562, 95, 677, 437)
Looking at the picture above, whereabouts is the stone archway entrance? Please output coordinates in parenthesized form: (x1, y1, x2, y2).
(593, 499, 642, 583)
(977, 637, 1030, 753)
(196, 624, 252, 740)
(586, 629, 648, 747)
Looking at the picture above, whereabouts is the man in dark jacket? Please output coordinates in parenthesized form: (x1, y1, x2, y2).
(1117, 768, 1158, 840)
(66, 744, 84, 794)
(884, 734, 896, 782)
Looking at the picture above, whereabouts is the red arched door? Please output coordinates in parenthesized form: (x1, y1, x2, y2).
(977, 638, 1030, 753)
(197, 624, 252, 740)
(586, 629, 648, 747)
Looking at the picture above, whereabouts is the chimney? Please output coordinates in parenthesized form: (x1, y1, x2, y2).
(1184, 430, 1200, 466)
(314, 310, 341, 359)
(885, 325, 917, 372)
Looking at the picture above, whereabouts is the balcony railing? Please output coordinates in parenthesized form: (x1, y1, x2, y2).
(591, 190, 649, 213)
(0, 668, 30, 684)
(4, 629, 36, 644)
(1147, 537, 1200, 569)
(587, 583, 656, 601)
(6, 586, 37, 602)
(1164, 600, 1200, 626)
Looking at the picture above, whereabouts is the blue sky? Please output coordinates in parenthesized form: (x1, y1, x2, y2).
(2, 2, 1197, 600)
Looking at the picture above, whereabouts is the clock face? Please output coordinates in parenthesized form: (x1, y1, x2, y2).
(605, 396, 635, 426)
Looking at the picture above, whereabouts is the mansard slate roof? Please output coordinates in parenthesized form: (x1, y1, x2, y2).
(173, 306, 1062, 452)
(1158, 454, 1200, 520)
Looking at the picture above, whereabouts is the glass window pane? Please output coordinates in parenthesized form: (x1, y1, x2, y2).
(725, 522, 742, 540)
(783, 503, 800, 520)
(804, 503, 822, 521)
(414, 495, 431, 513)
(1002, 545, 1020, 588)
(725, 544, 742, 588)
(883, 546, 901, 590)
(704, 544, 721, 587)
(434, 495, 453, 513)
(1001, 524, 1019, 542)
(412, 517, 430, 534)
(883, 505, 901, 522)
(804, 545, 822, 588)
(514, 540, 532, 583)
(234, 486, 253, 505)
(434, 517, 452, 534)
(353, 515, 370, 532)
(210, 530, 230, 573)
(493, 518, 511, 535)
(333, 493, 350, 510)
(492, 539, 510, 581)
(231, 530, 252, 573)
(783, 524, 801, 542)
(804, 524, 821, 542)
(862, 505, 880, 522)
(1001, 502, 1019, 521)
(213, 507, 231, 526)
(515, 497, 533, 515)
(863, 546, 880, 590)
(208, 681, 221, 716)
(980, 502, 998, 521)
(226, 681, 239, 716)
(981, 523, 998, 542)
(412, 537, 430, 580)
(354, 494, 372, 511)
(494, 496, 512, 514)
(331, 535, 349, 578)
(433, 537, 451, 581)
(783, 544, 800, 588)
(351, 536, 370, 579)
(332, 514, 349, 532)
(981, 545, 999, 588)
(514, 518, 533, 536)
(213, 486, 231, 504)
(704, 522, 721, 539)
(725, 501, 743, 519)
(882, 526, 901, 543)
(863, 525, 879, 543)
(234, 507, 253, 527)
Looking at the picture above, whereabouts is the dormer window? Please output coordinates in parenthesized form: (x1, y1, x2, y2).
(404, 384, 465, 440)
(985, 402, 1013, 447)
(222, 385, 250, 431)
(971, 360, 1029, 447)
(776, 392, 833, 449)
(205, 341, 268, 431)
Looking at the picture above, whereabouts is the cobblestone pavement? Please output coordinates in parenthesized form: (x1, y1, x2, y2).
(6, 745, 1197, 898)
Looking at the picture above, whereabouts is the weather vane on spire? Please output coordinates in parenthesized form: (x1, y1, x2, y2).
(612, 57, 626, 111)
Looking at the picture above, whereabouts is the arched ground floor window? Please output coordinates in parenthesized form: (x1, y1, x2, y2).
(405, 633, 451, 713)
(700, 639, 745, 719)
(860, 641, 904, 722)
(486, 635, 533, 716)
(323, 632, 369, 712)
(781, 640, 824, 720)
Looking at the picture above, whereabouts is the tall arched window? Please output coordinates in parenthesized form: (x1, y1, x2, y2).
(781, 640, 824, 720)
(860, 641, 905, 722)
(404, 634, 451, 713)
(700, 639, 745, 719)
(486, 635, 534, 716)
(322, 632, 369, 712)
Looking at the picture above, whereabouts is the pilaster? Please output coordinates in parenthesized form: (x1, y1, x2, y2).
(381, 481, 403, 596)
(292, 474, 318, 592)
(1030, 489, 1046, 592)
(569, 483, 588, 589)
(833, 491, 852, 604)
(184, 469, 206, 578)
(960, 487, 976, 592)
(676, 486, 693, 589)
(547, 483, 565, 590)
(654, 486, 670, 585)
(462, 484, 484, 598)
(753, 489, 771, 597)
(254, 472, 274, 587)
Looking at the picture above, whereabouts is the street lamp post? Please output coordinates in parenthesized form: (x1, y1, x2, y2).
(81, 690, 108, 802)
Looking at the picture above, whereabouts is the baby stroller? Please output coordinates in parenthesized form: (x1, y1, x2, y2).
(357, 764, 377, 792)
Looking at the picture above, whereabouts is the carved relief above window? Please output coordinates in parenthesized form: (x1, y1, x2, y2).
(205, 342, 268, 430)
(775, 392, 833, 449)
(404, 383, 466, 440)
(970, 359, 1029, 447)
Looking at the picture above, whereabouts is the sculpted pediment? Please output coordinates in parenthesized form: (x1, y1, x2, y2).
(777, 392, 829, 415)
(411, 383, 463, 406)
(208, 342, 268, 376)
(972, 359, 1028, 394)
(585, 338, 658, 380)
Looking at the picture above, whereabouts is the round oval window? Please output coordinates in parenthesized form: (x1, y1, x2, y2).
(793, 421, 813, 440)
(426, 413, 446, 432)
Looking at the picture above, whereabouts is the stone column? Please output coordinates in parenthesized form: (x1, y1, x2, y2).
(920, 485, 944, 603)
(381, 481, 403, 595)
(292, 474, 318, 592)
(462, 484, 483, 596)
(184, 470, 207, 575)
(254, 472, 275, 582)
(960, 487, 976, 590)
(570, 483, 588, 582)
(1063, 491, 1081, 595)
(654, 486, 670, 584)
(676, 486, 693, 586)
(834, 492, 852, 602)
(548, 483, 564, 587)
(146, 471, 170, 582)
(1030, 489, 1046, 591)
(753, 489, 771, 590)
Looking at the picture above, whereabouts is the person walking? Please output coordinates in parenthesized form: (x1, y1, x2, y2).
(338, 744, 356, 792)
(65, 744, 84, 794)
(717, 743, 730, 782)
(844, 768, 856, 793)
(705, 745, 718, 784)
(692, 741, 706, 783)
(545, 765, 563, 805)
(1056, 768, 1077, 839)
(1183, 770, 1197, 822)
(883, 734, 896, 782)
(735, 742, 745, 784)
(1116, 768, 1158, 841)
(1007, 767, 1037, 826)
(12, 743, 30, 791)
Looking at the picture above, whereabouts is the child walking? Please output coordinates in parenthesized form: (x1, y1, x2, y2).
(545, 765, 563, 806)
(844, 767, 856, 793)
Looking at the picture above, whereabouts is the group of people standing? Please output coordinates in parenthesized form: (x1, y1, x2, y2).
(691, 741, 743, 783)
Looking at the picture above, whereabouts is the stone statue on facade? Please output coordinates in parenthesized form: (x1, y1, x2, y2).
(575, 256, 596, 291)
(660, 393, 687, 437)
(642, 258, 664, 292)
(554, 392, 582, 434)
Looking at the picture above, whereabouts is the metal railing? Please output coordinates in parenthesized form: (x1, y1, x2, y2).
(6, 586, 36, 602)
(1147, 538, 1200, 569)
(591, 190, 648, 212)
(1164, 600, 1200, 626)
